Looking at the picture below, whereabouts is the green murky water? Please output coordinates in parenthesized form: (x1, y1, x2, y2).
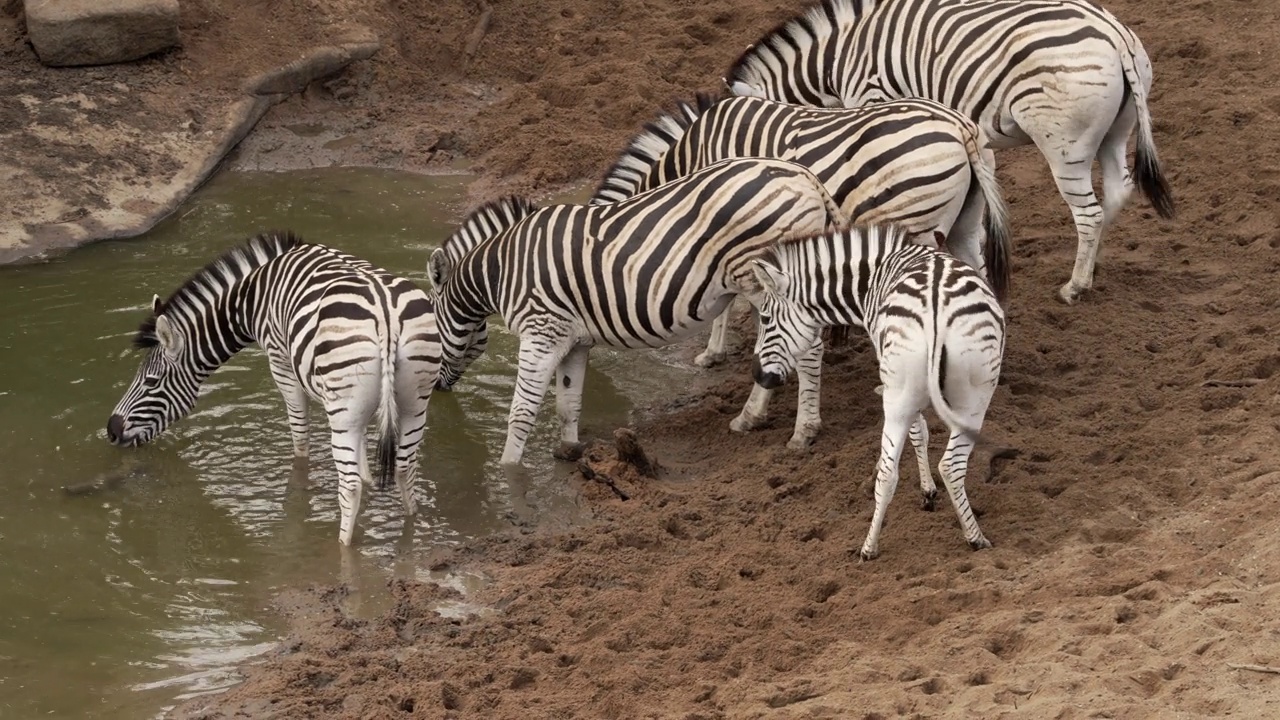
(0, 168, 690, 718)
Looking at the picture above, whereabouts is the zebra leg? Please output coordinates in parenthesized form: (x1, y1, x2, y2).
(553, 344, 590, 460)
(267, 349, 309, 458)
(391, 362, 436, 520)
(787, 341, 824, 450)
(938, 430, 991, 551)
(1097, 102, 1138, 229)
(694, 299, 735, 368)
(909, 414, 938, 511)
(730, 382, 772, 433)
(331, 427, 369, 546)
(860, 398, 914, 561)
(501, 336, 572, 466)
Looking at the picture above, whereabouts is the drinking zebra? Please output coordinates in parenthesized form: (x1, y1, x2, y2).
(428, 158, 845, 466)
(591, 92, 1011, 367)
(740, 223, 1005, 559)
(105, 231, 442, 546)
(726, 0, 1175, 304)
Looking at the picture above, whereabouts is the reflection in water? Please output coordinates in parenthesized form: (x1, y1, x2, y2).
(0, 168, 698, 718)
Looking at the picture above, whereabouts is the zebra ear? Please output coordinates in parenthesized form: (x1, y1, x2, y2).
(154, 314, 182, 360)
(728, 80, 765, 98)
(151, 294, 164, 315)
(749, 259, 789, 296)
(428, 248, 452, 292)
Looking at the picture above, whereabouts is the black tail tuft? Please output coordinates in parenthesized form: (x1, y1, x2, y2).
(375, 423, 396, 492)
(1136, 149, 1175, 220)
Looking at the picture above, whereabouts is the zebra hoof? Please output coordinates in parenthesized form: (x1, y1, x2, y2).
(968, 536, 993, 551)
(1057, 282, 1090, 305)
(730, 413, 766, 433)
(858, 547, 880, 562)
(553, 441, 586, 462)
(786, 434, 816, 451)
(921, 490, 938, 512)
(694, 350, 726, 368)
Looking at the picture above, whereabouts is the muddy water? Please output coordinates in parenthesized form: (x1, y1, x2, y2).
(0, 169, 695, 718)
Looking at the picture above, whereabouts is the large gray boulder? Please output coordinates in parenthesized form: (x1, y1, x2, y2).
(25, 0, 180, 67)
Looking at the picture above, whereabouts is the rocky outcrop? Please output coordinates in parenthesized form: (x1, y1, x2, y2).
(25, 0, 180, 67)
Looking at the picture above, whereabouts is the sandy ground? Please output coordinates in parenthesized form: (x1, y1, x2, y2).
(7, 0, 1280, 717)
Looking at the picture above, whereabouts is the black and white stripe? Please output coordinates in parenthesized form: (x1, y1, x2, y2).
(106, 231, 442, 546)
(591, 92, 1011, 366)
(742, 224, 1005, 559)
(428, 158, 845, 466)
(726, 0, 1175, 304)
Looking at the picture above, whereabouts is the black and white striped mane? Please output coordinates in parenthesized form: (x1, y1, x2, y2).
(591, 91, 721, 202)
(133, 230, 302, 349)
(725, 0, 871, 98)
(441, 196, 539, 257)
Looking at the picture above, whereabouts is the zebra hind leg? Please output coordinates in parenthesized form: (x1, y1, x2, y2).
(552, 345, 590, 461)
(331, 427, 369, 546)
(938, 429, 991, 551)
(1097, 101, 1138, 230)
(908, 414, 937, 511)
(859, 394, 914, 561)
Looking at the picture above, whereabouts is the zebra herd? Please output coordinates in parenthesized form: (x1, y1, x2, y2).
(104, 0, 1173, 558)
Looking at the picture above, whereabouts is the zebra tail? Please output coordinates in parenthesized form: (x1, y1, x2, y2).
(374, 345, 399, 492)
(924, 286, 980, 441)
(968, 134, 1013, 304)
(1120, 49, 1175, 220)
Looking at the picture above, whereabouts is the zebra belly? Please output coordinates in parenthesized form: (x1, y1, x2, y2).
(574, 290, 736, 350)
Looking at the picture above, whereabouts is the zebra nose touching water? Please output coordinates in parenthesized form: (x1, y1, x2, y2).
(427, 157, 850, 467)
(105, 231, 442, 546)
(739, 224, 1006, 560)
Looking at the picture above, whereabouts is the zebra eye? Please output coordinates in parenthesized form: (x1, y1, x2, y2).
(143, 374, 161, 388)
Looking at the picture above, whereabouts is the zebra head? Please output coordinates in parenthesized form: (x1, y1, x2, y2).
(435, 317, 488, 392)
(106, 295, 206, 447)
(739, 257, 823, 391)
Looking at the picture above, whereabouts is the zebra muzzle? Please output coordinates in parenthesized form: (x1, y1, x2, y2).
(751, 356, 785, 390)
(106, 414, 126, 445)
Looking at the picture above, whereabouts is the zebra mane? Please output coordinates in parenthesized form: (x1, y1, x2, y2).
(440, 196, 539, 260)
(590, 91, 722, 204)
(761, 224, 907, 269)
(133, 230, 303, 349)
(725, 0, 872, 101)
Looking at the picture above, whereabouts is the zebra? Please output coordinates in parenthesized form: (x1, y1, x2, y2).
(591, 91, 1012, 368)
(740, 223, 1005, 559)
(427, 157, 846, 466)
(105, 231, 442, 546)
(726, 0, 1175, 305)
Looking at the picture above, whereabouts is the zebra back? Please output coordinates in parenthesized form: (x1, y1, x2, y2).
(591, 92, 720, 205)
(430, 196, 538, 291)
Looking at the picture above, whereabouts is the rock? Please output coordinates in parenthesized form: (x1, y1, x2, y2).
(25, 0, 180, 67)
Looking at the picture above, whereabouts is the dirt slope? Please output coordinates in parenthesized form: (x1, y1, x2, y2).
(163, 0, 1280, 717)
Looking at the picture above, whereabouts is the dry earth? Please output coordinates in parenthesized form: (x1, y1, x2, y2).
(6, 0, 1280, 718)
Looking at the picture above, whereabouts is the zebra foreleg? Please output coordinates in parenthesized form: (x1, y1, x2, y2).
(787, 341, 823, 450)
(501, 335, 573, 466)
(552, 345, 590, 461)
(694, 299, 736, 368)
